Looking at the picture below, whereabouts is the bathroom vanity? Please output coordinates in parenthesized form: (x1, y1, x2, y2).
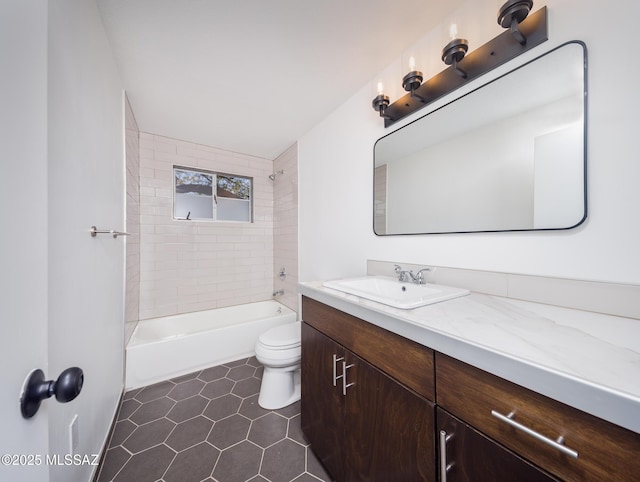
(301, 296, 435, 480)
(298, 281, 640, 481)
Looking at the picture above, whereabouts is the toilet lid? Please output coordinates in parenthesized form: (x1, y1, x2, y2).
(259, 322, 300, 349)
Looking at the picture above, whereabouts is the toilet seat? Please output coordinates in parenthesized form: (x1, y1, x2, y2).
(257, 322, 300, 350)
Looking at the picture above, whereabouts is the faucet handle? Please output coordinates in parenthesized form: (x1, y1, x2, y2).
(416, 267, 432, 284)
(394, 265, 407, 282)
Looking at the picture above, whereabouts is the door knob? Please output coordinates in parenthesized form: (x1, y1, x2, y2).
(20, 367, 84, 419)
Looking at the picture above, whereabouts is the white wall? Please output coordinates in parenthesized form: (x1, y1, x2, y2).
(299, 0, 640, 285)
(533, 123, 584, 228)
(47, 1, 125, 481)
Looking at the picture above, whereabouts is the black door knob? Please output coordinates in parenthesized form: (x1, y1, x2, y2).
(21, 367, 84, 419)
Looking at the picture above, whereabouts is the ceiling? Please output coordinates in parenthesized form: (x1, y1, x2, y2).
(98, 0, 466, 159)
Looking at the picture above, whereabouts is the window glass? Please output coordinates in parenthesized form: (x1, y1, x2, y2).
(173, 167, 252, 222)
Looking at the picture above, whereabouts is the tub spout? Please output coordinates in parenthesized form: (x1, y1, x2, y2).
(273, 289, 284, 297)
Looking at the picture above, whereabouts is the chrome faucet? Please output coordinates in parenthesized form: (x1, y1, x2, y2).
(394, 264, 432, 285)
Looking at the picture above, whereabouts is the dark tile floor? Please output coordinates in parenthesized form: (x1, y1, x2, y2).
(95, 357, 332, 482)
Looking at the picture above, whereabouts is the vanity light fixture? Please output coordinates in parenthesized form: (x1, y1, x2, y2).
(441, 24, 469, 78)
(498, 0, 534, 45)
(372, 3, 548, 127)
(402, 56, 427, 102)
(372, 82, 392, 119)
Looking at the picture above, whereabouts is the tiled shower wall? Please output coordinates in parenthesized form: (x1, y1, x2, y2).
(272, 144, 298, 312)
(124, 95, 140, 341)
(138, 133, 275, 320)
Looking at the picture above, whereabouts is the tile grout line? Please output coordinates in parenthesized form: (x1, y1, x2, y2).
(97, 357, 331, 482)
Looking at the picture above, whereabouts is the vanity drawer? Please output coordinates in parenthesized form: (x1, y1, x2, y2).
(302, 296, 435, 401)
(436, 353, 640, 481)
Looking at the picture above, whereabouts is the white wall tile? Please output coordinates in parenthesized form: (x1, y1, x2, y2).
(272, 143, 299, 313)
(125, 95, 140, 324)
(137, 132, 276, 319)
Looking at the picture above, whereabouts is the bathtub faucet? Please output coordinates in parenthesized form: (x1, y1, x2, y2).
(273, 289, 284, 297)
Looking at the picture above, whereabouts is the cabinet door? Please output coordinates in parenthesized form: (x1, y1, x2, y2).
(344, 351, 436, 482)
(437, 408, 558, 482)
(301, 322, 345, 480)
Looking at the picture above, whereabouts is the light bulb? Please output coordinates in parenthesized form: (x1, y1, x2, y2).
(449, 23, 458, 40)
(377, 82, 384, 96)
(409, 56, 416, 71)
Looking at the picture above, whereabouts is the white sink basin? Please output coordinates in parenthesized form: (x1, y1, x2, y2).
(322, 276, 470, 309)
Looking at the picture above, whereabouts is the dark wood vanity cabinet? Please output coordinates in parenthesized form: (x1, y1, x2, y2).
(436, 353, 640, 482)
(301, 297, 640, 482)
(301, 297, 436, 481)
(437, 407, 558, 481)
(301, 323, 345, 478)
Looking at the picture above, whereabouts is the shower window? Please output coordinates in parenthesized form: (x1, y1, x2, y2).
(173, 166, 252, 222)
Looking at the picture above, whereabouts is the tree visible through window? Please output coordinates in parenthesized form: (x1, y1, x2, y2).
(217, 175, 250, 199)
(173, 166, 252, 222)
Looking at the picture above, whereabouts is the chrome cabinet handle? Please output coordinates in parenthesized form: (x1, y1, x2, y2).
(491, 410, 579, 459)
(439, 430, 454, 482)
(341, 361, 355, 396)
(332, 354, 344, 386)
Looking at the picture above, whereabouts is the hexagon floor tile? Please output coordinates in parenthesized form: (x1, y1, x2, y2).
(95, 357, 333, 482)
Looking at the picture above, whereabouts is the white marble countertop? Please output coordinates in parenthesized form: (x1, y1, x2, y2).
(298, 280, 640, 434)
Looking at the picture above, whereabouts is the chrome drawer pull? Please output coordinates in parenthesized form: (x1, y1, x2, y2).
(342, 361, 355, 396)
(332, 354, 344, 386)
(491, 410, 579, 459)
(439, 430, 454, 482)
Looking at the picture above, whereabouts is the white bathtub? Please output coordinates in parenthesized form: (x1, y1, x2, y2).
(125, 301, 296, 389)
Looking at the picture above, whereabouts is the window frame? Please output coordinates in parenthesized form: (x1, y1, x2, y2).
(172, 165, 253, 223)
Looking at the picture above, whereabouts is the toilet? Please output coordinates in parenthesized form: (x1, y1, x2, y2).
(255, 321, 302, 410)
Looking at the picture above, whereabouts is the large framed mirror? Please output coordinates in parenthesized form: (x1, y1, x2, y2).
(373, 41, 587, 235)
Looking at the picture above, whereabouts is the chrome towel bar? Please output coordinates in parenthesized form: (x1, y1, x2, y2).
(90, 226, 130, 239)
